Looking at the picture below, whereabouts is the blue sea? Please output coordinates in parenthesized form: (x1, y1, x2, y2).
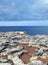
(0, 26, 48, 35)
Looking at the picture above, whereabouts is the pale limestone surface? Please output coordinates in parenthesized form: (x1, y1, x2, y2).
(0, 63, 11, 65)
(0, 31, 48, 65)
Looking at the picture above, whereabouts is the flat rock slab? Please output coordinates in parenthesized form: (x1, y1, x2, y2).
(20, 53, 31, 64)
(23, 45, 38, 54)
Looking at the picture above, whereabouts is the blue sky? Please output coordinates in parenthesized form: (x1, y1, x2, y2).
(0, 0, 48, 26)
(0, 21, 48, 26)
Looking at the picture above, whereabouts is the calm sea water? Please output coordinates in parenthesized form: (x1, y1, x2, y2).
(0, 26, 48, 35)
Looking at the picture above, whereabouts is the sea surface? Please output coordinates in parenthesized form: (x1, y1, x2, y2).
(0, 26, 48, 35)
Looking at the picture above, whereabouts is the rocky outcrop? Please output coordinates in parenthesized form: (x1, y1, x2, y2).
(0, 31, 48, 65)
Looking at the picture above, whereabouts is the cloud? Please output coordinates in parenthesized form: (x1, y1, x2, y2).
(0, 0, 17, 20)
(20, 0, 48, 20)
(0, 0, 48, 20)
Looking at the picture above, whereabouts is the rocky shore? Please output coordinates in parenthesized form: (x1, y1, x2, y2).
(0, 31, 48, 65)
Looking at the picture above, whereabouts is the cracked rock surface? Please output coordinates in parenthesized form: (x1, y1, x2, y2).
(0, 31, 48, 65)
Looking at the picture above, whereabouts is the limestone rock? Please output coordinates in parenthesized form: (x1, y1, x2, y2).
(30, 60, 45, 65)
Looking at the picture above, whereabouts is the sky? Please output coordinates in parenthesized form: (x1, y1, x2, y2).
(0, 21, 48, 26)
(0, 0, 48, 25)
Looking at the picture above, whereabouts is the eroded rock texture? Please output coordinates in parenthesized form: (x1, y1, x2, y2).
(0, 31, 48, 65)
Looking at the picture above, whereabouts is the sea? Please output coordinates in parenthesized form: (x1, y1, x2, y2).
(0, 26, 48, 35)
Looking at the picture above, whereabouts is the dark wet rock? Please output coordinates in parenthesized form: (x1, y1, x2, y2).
(2, 43, 9, 46)
(7, 59, 14, 65)
(39, 44, 48, 48)
(11, 37, 22, 41)
(0, 46, 7, 53)
(12, 50, 27, 57)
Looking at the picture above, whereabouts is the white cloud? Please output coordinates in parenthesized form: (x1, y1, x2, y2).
(0, 0, 18, 20)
